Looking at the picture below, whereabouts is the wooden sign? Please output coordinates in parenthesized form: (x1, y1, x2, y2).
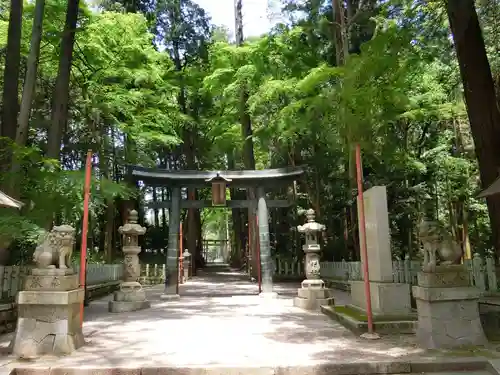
(212, 181, 227, 206)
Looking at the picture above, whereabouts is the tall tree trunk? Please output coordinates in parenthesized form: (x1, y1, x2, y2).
(9, 0, 45, 196)
(0, 0, 23, 171)
(332, 0, 347, 66)
(234, 0, 257, 276)
(16, 0, 45, 147)
(99, 129, 115, 263)
(47, 0, 80, 160)
(227, 151, 242, 266)
(332, 0, 359, 258)
(0, 0, 23, 265)
(446, 0, 500, 255)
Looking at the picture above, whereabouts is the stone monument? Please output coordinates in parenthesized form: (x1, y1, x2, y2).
(109, 210, 151, 313)
(11, 225, 84, 358)
(293, 209, 334, 310)
(350, 186, 412, 316)
(413, 220, 487, 348)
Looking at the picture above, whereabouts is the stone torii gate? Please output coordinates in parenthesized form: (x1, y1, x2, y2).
(128, 165, 305, 299)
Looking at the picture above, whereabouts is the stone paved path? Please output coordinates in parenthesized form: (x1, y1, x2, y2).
(1, 268, 430, 369)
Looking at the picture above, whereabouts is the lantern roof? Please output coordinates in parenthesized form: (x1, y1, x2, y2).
(297, 209, 326, 233)
(128, 165, 305, 188)
(119, 210, 146, 236)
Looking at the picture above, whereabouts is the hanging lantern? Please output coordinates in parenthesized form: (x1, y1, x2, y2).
(212, 181, 226, 206)
(207, 172, 231, 207)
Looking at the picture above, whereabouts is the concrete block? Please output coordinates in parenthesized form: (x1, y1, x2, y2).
(108, 300, 151, 313)
(350, 281, 411, 315)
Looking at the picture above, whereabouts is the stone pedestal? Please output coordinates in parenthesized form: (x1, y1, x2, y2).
(294, 279, 334, 310)
(11, 273, 84, 358)
(351, 186, 411, 316)
(413, 265, 487, 349)
(109, 210, 150, 313)
(11, 225, 84, 358)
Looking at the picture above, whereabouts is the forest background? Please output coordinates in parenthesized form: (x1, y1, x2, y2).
(0, 0, 498, 269)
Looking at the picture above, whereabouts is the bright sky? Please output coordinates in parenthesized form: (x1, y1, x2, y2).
(193, 0, 274, 38)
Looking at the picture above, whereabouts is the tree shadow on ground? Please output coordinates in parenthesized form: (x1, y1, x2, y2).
(0, 271, 424, 367)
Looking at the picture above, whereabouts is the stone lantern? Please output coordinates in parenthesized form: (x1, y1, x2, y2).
(183, 249, 191, 281)
(109, 210, 151, 313)
(293, 209, 334, 310)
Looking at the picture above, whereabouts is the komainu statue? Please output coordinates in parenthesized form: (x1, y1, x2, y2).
(33, 225, 75, 269)
(418, 220, 462, 272)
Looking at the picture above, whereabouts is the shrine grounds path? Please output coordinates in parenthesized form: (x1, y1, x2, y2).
(0, 266, 498, 374)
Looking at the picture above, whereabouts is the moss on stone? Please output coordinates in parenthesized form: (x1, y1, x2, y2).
(333, 305, 414, 322)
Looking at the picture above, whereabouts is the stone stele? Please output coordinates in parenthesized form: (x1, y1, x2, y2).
(10, 225, 85, 358)
(109, 210, 151, 313)
(350, 186, 411, 316)
(413, 264, 487, 349)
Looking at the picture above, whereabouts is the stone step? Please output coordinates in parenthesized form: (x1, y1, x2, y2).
(6, 368, 496, 375)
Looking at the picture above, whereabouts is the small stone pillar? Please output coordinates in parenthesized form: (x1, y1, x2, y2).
(413, 220, 487, 348)
(293, 209, 334, 310)
(183, 250, 191, 281)
(11, 225, 84, 358)
(109, 210, 151, 313)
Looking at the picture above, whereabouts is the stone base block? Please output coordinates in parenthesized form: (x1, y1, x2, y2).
(24, 274, 79, 291)
(301, 279, 325, 289)
(417, 265, 469, 288)
(11, 288, 84, 358)
(113, 288, 147, 302)
(321, 305, 416, 335)
(297, 287, 332, 299)
(108, 300, 151, 313)
(31, 268, 75, 276)
(413, 285, 487, 349)
(160, 293, 180, 301)
(294, 286, 334, 311)
(109, 282, 150, 313)
(294, 296, 334, 310)
(350, 281, 411, 315)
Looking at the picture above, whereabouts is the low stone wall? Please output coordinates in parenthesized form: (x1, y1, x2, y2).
(324, 279, 351, 292)
(0, 280, 120, 335)
(86, 280, 121, 300)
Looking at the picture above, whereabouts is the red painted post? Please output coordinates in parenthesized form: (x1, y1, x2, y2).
(179, 223, 183, 285)
(355, 143, 374, 334)
(80, 150, 92, 327)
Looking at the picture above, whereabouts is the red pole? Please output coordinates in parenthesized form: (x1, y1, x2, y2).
(80, 150, 92, 327)
(355, 144, 374, 334)
(179, 223, 183, 286)
(256, 216, 261, 293)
